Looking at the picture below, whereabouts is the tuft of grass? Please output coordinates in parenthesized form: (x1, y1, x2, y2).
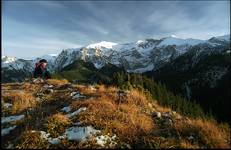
(21, 82, 41, 92)
(16, 130, 49, 149)
(46, 79, 69, 86)
(179, 139, 199, 149)
(44, 113, 71, 138)
(2, 91, 36, 114)
(126, 89, 150, 107)
(173, 118, 230, 148)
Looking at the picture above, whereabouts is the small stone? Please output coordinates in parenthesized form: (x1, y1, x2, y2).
(125, 143, 131, 149)
(153, 112, 161, 118)
(3, 103, 12, 108)
(187, 135, 194, 141)
(49, 85, 54, 88)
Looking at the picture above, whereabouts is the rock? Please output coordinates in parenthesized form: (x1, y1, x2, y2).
(6, 143, 14, 149)
(162, 112, 171, 118)
(70, 92, 77, 97)
(73, 122, 82, 126)
(152, 112, 161, 118)
(43, 84, 54, 89)
(71, 91, 86, 99)
(95, 134, 117, 147)
(124, 143, 131, 149)
(187, 135, 194, 141)
(61, 106, 71, 113)
(3, 103, 12, 108)
(157, 112, 162, 118)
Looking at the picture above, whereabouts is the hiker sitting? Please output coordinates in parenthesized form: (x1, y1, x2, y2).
(33, 59, 51, 82)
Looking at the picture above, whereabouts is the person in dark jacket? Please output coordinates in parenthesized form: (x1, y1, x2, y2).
(33, 59, 51, 81)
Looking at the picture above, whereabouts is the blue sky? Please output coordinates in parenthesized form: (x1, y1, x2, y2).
(2, 0, 230, 58)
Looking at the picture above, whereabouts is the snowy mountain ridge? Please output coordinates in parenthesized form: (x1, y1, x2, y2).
(2, 34, 230, 74)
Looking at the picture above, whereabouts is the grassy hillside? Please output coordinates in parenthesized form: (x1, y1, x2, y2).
(52, 59, 125, 84)
(1, 79, 230, 149)
(51, 60, 208, 120)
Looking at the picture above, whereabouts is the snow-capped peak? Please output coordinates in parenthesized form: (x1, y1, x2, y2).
(86, 41, 118, 49)
(1, 56, 17, 64)
(136, 40, 144, 44)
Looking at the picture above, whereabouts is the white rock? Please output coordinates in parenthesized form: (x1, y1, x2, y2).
(61, 106, 71, 113)
(38, 130, 66, 145)
(3, 103, 12, 108)
(48, 138, 61, 145)
(95, 134, 117, 147)
(73, 122, 82, 126)
(1, 126, 17, 136)
(162, 112, 171, 118)
(66, 107, 87, 118)
(6, 143, 14, 149)
(70, 92, 78, 97)
(156, 112, 161, 118)
(187, 135, 194, 141)
(1, 115, 25, 124)
(64, 126, 100, 141)
(72, 94, 86, 99)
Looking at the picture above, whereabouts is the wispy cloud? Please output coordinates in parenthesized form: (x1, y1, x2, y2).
(2, 1, 230, 58)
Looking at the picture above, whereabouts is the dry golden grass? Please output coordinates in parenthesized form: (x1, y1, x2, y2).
(76, 85, 98, 96)
(16, 130, 49, 149)
(126, 89, 150, 107)
(179, 139, 199, 149)
(2, 91, 36, 114)
(154, 105, 172, 113)
(46, 79, 69, 86)
(21, 82, 41, 92)
(174, 118, 230, 148)
(2, 81, 230, 149)
(70, 87, 155, 144)
(44, 113, 71, 138)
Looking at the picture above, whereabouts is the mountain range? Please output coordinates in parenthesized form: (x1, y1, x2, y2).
(2, 34, 230, 74)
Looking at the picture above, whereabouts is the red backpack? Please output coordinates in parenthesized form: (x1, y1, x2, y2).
(34, 62, 43, 75)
